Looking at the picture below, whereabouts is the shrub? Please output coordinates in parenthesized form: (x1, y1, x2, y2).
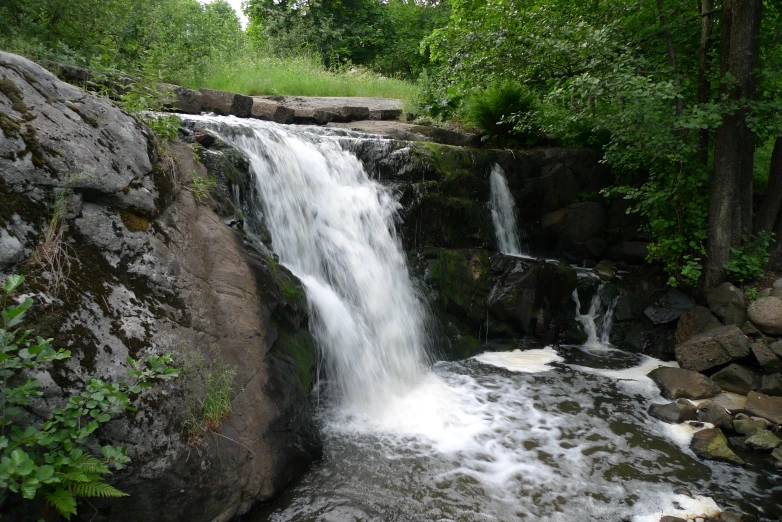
(0, 275, 178, 519)
(463, 82, 539, 144)
(191, 173, 218, 203)
(723, 232, 775, 284)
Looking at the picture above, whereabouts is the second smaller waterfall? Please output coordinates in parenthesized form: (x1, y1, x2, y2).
(489, 165, 524, 255)
(572, 282, 617, 349)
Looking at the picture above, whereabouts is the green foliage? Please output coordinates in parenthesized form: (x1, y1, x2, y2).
(463, 82, 539, 145)
(178, 344, 237, 443)
(191, 173, 217, 203)
(0, 275, 178, 519)
(723, 233, 775, 284)
(745, 287, 770, 302)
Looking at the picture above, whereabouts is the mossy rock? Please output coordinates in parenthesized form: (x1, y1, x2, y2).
(424, 248, 493, 327)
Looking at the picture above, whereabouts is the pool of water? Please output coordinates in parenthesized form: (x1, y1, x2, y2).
(247, 346, 782, 522)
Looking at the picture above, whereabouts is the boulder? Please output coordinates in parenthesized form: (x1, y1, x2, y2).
(333, 105, 370, 122)
(760, 374, 782, 397)
(199, 88, 253, 117)
(368, 108, 402, 120)
(710, 364, 761, 395)
(773, 446, 782, 464)
(648, 399, 697, 423)
(647, 367, 721, 400)
(734, 417, 768, 436)
(744, 391, 782, 424)
(157, 83, 202, 114)
(774, 278, 782, 290)
(717, 512, 759, 522)
(660, 517, 687, 522)
(293, 108, 337, 125)
(772, 340, 782, 358)
(706, 282, 747, 326)
(747, 296, 782, 335)
(251, 99, 295, 123)
(745, 429, 781, 451)
(592, 263, 615, 281)
(695, 400, 733, 430)
(772, 287, 782, 299)
(674, 325, 750, 373)
(690, 428, 744, 465)
(675, 306, 722, 343)
(750, 342, 782, 373)
(644, 287, 694, 325)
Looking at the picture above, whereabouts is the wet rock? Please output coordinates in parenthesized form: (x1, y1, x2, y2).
(293, 108, 337, 125)
(541, 202, 607, 258)
(675, 306, 722, 343)
(251, 100, 295, 123)
(157, 83, 202, 114)
(674, 325, 750, 373)
(368, 108, 402, 120)
(593, 263, 615, 281)
(647, 367, 721, 400)
(644, 287, 695, 325)
(660, 517, 687, 522)
(744, 391, 782, 424)
(199, 88, 253, 117)
(333, 106, 370, 122)
(745, 429, 781, 451)
(710, 364, 761, 395)
(717, 512, 758, 522)
(690, 428, 744, 465)
(747, 296, 782, 335)
(760, 374, 782, 396)
(750, 342, 782, 373)
(648, 399, 697, 423)
(706, 282, 747, 326)
(772, 446, 782, 465)
(695, 401, 733, 431)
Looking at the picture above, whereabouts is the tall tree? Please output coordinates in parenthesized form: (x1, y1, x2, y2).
(704, 0, 763, 290)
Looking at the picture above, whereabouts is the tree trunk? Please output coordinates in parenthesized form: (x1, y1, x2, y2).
(756, 137, 782, 235)
(697, 0, 714, 166)
(704, 0, 763, 290)
(657, 0, 683, 114)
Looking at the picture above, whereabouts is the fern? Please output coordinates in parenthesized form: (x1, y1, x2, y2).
(69, 481, 129, 498)
(45, 488, 78, 520)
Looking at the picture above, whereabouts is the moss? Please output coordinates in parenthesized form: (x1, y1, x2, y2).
(120, 210, 150, 232)
(425, 248, 492, 325)
(151, 162, 175, 212)
(66, 103, 99, 128)
(269, 329, 318, 396)
(0, 110, 21, 138)
(0, 79, 27, 114)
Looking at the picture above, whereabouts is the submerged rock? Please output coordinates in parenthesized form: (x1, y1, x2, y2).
(690, 428, 745, 465)
(647, 367, 721, 400)
(674, 325, 750, 373)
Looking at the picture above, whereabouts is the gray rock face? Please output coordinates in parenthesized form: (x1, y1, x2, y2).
(251, 99, 295, 123)
(643, 287, 694, 325)
(648, 399, 697, 423)
(541, 202, 607, 258)
(745, 391, 782, 424)
(647, 367, 721, 400)
(674, 325, 750, 372)
(0, 228, 24, 270)
(747, 296, 782, 335)
(200, 88, 253, 117)
(675, 305, 722, 343)
(690, 428, 744, 465)
(707, 282, 747, 326)
(1, 53, 320, 522)
(711, 364, 761, 395)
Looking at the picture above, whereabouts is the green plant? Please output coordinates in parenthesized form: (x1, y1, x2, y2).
(178, 344, 236, 444)
(723, 232, 775, 284)
(463, 82, 539, 144)
(190, 173, 217, 203)
(0, 275, 178, 519)
(745, 287, 770, 302)
(116, 81, 181, 141)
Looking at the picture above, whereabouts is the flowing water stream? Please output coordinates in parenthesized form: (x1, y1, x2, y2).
(489, 165, 524, 256)
(181, 116, 781, 522)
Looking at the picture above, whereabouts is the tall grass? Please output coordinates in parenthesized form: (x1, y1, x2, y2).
(190, 53, 419, 99)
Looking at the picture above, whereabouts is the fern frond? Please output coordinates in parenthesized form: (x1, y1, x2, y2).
(58, 472, 91, 483)
(44, 488, 77, 520)
(70, 481, 129, 499)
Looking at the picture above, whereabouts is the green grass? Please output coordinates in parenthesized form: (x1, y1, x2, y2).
(191, 53, 419, 100)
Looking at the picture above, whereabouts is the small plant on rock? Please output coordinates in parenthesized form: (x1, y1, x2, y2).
(0, 275, 178, 519)
(190, 173, 218, 204)
(723, 232, 775, 284)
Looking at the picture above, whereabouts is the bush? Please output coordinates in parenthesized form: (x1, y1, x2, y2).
(463, 82, 539, 144)
(0, 275, 178, 519)
(723, 232, 775, 284)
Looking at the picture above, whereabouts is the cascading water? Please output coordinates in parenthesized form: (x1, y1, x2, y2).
(572, 281, 618, 348)
(182, 116, 431, 412)
(489, 164, 524, 255)
(180, 116, 778, 522)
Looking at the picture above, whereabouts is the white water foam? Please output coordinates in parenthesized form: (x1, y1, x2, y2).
(473, 347, 563, 373)
(489, 164, 524, 255)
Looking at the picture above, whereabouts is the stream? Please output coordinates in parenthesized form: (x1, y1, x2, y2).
(180, 116, 781, 522)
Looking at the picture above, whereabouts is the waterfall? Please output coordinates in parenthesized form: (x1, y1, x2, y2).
(183, 116, 431, 412)
(571, 282, 617, 348)
(489, 164, 523, 255)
